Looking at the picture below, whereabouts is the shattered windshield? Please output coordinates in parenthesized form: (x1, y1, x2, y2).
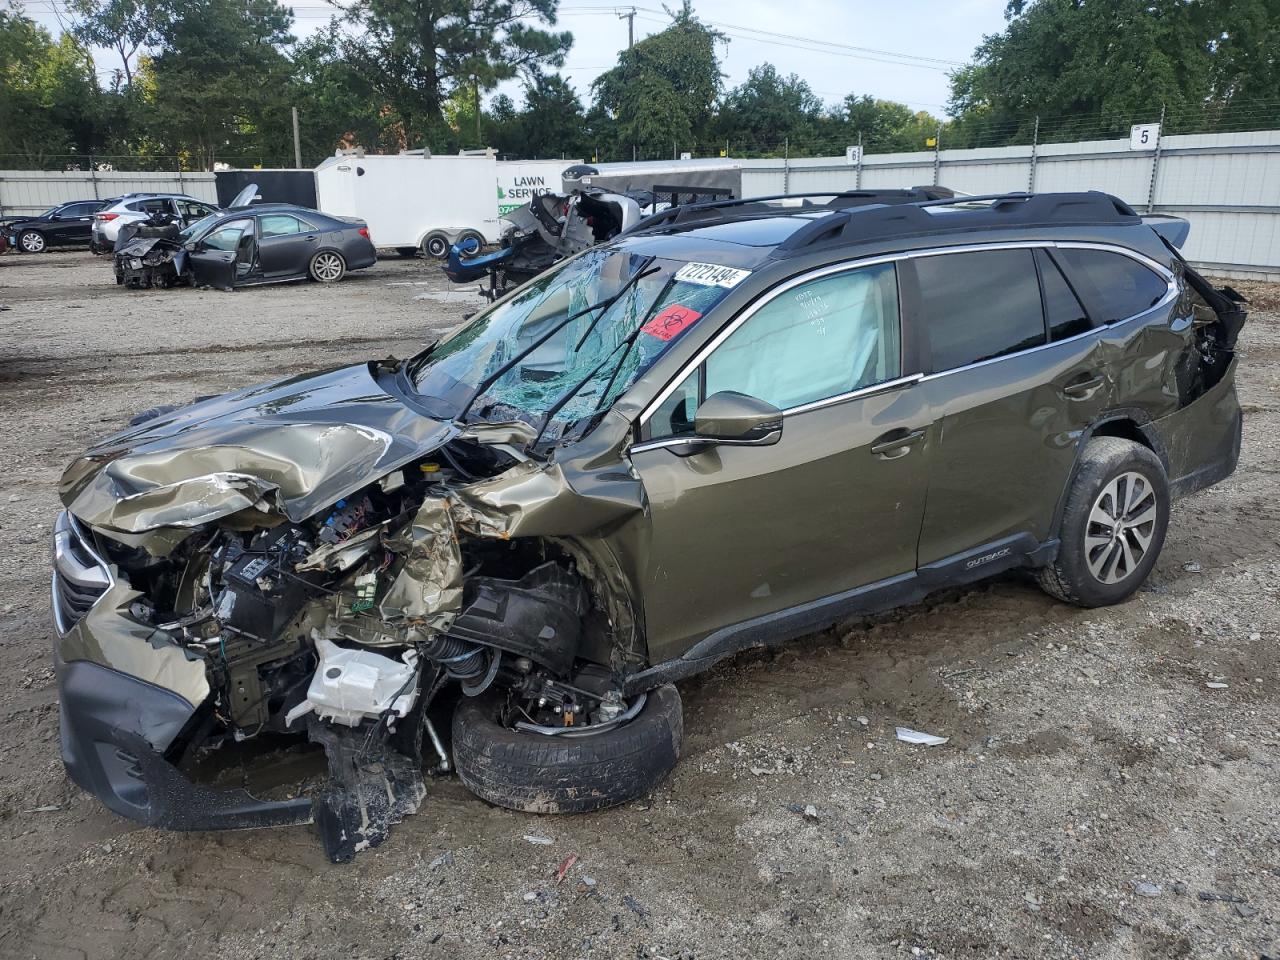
(409, 245, 744, 441)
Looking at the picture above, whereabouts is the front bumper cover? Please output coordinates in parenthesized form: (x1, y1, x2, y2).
(58, 658, 312, 831)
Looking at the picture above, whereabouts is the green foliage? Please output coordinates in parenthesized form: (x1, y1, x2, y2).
(143, 0, 295, 167)
(336, 0, 571, 150)
(714, 65, 825, 155)
(591, 2, 724, 159)
(0, 12, 104, 163)
(490, 73, 590, 159)
(947, 0, 1280, 145)
(67, 0, 171, 85)
(841, 95, 941, 153)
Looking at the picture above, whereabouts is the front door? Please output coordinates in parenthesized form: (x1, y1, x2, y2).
(909, 247, 1117, 568)
(629, 261, 933, 662)
(186, 218, 253, 288)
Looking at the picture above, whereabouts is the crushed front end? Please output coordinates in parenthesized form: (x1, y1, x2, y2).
(50, 367, 649, 862)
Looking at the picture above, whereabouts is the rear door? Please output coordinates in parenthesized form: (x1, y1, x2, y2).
(629, 261, 933, 662)
(909, 245, 1116, 574)
(256, 213, 315, 277)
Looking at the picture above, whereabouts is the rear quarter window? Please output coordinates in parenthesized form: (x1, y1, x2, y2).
(915, 249, 1046, 372)
(1056, 248, 1168, 324)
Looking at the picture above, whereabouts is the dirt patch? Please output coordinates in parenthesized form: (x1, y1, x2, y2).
(1, 253, 1277, 960)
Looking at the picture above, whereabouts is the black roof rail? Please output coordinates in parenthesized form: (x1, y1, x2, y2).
(623, 188, 951, 236)
(771, 191, 1142, 258)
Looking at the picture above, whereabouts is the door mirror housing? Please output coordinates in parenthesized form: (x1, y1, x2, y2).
(693, 391, 783, 446)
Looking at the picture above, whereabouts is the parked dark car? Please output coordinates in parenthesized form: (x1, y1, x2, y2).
(4, 199, 107, 253)
(113, 203, 377, 289)
(52, 190, 1246, 861)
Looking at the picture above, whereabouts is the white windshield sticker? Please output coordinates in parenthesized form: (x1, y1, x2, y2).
(674, 262, 752, 288)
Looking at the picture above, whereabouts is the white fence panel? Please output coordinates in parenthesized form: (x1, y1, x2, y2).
(0, 171, 217, 217)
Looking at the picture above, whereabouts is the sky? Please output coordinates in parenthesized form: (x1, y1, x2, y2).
(18, 0, 1012, 118)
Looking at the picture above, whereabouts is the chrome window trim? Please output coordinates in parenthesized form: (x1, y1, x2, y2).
(636, 239, 1177, 436)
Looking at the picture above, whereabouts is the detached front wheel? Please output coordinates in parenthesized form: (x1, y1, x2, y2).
(452, 684, 683, 813)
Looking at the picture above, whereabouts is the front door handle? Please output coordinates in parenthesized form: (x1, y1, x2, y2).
(870, 428, 926, 459)
(1062, 373, 1105, 399)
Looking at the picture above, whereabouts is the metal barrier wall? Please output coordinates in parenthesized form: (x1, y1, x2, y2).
(739, 129, 1280, 281)
(0, 170, 218, 217)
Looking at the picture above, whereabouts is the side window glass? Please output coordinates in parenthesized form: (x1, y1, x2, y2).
(201, 219, 251, 252)
(136, 198, 171, 215)
(703, 263, 900, 411)
(916, 249, 1045, 371)
(649, 369, 699, 440)
(1037, 249, 1092, 341)
(1057, 248, 1168, 324)
(260, 214, 302, 238)
(62, 202, 94, 217)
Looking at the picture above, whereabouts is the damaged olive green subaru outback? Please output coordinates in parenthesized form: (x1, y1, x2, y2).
(53, 191, 1246, 860)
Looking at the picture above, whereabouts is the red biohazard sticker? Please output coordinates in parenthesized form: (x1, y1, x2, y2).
(641, 304, 702, 342)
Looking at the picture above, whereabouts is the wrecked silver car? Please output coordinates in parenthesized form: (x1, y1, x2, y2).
(54, 190, 1245, 861)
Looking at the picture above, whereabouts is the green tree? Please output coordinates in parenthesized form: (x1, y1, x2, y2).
(290, 23, 388, 160)
(338, 0, 571, 151)
(143, 0, 296, 168)
(842, 94, 941, 153)
(714, 64, 825, 155)
(0, 11, 105, 164)
(515, 73, 588, 159)
(591, 2, 724, 159)
(947, 0, 1220, 145)
(66, 0, 171, 86)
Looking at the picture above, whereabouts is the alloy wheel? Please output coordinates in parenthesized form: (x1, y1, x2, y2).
(20, 231, 45, 253)
(1084, 470, 1158, 584)
(313, 252, 343, 282)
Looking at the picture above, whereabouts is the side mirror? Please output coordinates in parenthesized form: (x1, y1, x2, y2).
(49, 214, 62, 221)
(693, 391, 783, 446)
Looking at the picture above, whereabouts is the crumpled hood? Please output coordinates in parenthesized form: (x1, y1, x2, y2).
(60, 363, 455, 533)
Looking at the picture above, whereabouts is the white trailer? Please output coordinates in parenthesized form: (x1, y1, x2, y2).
(314, 152, 502, 258)
(495, 159, 580, 216)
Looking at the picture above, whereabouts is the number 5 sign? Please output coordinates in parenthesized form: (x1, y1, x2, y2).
(1129, 123, 1161, 150)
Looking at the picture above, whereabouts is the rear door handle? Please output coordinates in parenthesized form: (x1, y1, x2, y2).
(1062, 374, 1105, 398)
(303, 235, 318, 242)
(870, 428, 926, 459)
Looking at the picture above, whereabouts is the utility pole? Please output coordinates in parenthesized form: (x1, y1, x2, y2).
(291, 106, 302, 168)
(618, 7, 635, 48)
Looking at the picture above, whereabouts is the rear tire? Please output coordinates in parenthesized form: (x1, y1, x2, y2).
(422, 232, 450, 259)
(452, 684, 683, 813)
(19, 230, 45, 254)
(1038, 436, 1169, 607)
(308, 250, 346, 283)
(454, 230, 485, 254)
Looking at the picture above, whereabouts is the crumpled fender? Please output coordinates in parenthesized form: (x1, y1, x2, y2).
(449, 410, 646, 539)
(379, 496, 464, 631)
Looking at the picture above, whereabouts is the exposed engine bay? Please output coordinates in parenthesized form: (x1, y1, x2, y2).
(113, 214, 186, 289)
(56, 408, 647, 861)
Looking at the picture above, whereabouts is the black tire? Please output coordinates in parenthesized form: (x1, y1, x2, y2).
(308, 250, 346, 283)
(422, 232, 450, 259)
(18, 230, 45, 254)
(394, 246, 418, 258)
(454, 230, 485, 254)
(452, 684, 683, 814)
(1038, 436, 1169, 607)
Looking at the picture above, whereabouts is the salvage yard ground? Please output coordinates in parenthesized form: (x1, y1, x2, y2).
(0, 250, 1277, 960)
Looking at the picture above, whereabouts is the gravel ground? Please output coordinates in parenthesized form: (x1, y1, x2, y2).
(0, 250, 1276, 960)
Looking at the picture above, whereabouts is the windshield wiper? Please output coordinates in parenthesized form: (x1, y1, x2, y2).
(456, 256, 659, 422)
(527, 275, 679, 453)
